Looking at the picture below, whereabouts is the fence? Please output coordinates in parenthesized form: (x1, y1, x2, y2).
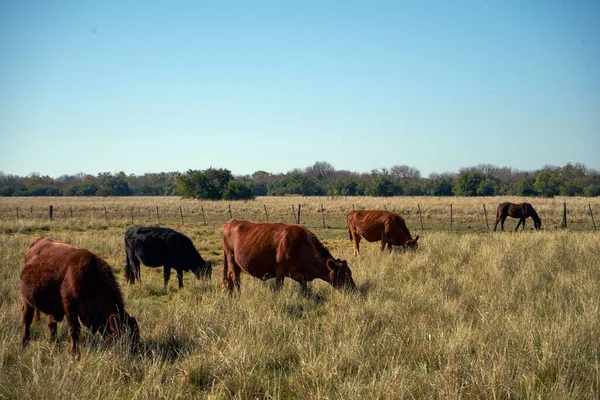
(1, 199, 598, 232)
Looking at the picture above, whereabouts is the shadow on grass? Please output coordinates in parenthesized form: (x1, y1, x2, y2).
(139, 336, 197, 363)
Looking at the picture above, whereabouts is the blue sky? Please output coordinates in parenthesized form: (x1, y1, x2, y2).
(1, 1, 599, 178)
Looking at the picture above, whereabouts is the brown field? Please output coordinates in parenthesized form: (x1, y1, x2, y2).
(0, 196, 599, 399)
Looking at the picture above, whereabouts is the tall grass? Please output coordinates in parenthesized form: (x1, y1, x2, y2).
(0, 196, 599, 398)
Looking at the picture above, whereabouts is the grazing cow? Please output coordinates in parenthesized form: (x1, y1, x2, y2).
(124, 226, 212, 289)
(222, 219, 356, 294)
(494, 202, 542, 232)
(347, 210, 419, 256)
(21, 238, 140, 356)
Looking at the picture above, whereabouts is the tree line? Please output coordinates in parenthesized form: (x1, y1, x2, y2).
(1, 162, 599, 199)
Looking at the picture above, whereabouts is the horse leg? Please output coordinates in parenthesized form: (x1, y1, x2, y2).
(493, 216, 501, 231)
(21, 304, 35, 348)
(514, 218, 523, 232)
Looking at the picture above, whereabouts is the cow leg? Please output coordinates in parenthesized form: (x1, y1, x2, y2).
(298, 280, 309, 297)
(64, 302, 81, 356)
(163, 266, 171, 289)
(21, 304, 35, 348)
(46, 314, 58, 342)
(125, 247, 141, 284)
(231, 263, 242, 295)
(176, 269, 184, 289)
(500, 217, 506, 231)
(222, 250, 235, 293)
(350, 230, 361, 256)
(274, 265, 287, 292)
(521, 218, 526, 231)
(387, 243, 393, 252)
(379, 240, 386, 252)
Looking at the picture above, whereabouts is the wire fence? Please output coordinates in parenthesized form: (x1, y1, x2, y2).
(1, 199, 598, 232)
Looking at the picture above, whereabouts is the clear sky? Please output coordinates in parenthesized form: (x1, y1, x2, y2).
(1, 0, 599, 178)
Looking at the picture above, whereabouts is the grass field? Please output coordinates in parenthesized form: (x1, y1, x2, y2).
(1, 196, 599, 399)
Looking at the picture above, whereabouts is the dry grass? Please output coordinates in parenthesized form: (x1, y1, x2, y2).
(1, 196, 599, 399)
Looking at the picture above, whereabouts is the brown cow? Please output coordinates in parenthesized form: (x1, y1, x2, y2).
(222, 219, 356, 294)
(21, 238, 140, 355)
(347, 210, 419, 255)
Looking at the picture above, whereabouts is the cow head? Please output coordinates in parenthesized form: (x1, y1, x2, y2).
(404, 235, 419, 250)
(326, 258, 356, 291)
(193, 260, 213, 280)
(108, 312, 140, 351)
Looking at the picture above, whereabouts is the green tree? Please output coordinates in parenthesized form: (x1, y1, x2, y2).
(177, 168, 233, 199)
(223, 179, 254, 200)
(534, 171, 561, 197)
(365, 176, 402, 197)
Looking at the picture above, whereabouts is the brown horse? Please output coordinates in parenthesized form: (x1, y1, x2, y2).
(494, 202, 542, 231)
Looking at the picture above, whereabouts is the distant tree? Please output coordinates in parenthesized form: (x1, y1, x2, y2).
(365, 175, 402, 197)
(177, 168, 233, 200)
(534, 171, 561, 197)
(513, 176, 538, 196)
(390, 165, 421, 180)
(305, 161, 336, 181)
(427, 174, 455, 196)
(454, 172, 500, 196)
(223, 179, 254, 200)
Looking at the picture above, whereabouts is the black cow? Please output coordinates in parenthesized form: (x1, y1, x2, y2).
(124, 226, 212, 289)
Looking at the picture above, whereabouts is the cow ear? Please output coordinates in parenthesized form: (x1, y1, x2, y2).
(414, 235, 420, 242)
(108, 314, 120, 334)
(326, 259, 337, 271)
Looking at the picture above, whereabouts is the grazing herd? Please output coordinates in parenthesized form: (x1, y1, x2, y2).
(19, 203, 540, 355)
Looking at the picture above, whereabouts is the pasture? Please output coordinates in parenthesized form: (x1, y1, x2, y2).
(0, 196, 599, 399)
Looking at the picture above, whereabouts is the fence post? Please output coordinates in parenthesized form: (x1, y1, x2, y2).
(321, 204, 326, 228)
(483, 204, 489, 230)
(228, 204, 233, 220)
(352, 204, 355, 210)
(291, 204, 296, 223)
(179, 205, 184, 225)
(200, 205, 206, 225)
(450, 204, 453, 231)
(30, 206, 33, 214)
(297, 204, 301, 224)
(70, 207, 73, 218)
(384, 204, 387, 211)
(561, 202, 567, 228)
(49, 205, 53, 221)
(131, 207, 134, 224)
(417, 204, 424, 230)
(104, 207, 108, 222)
(156, 206, 160, 225)
(589, 204, 596, 230)
(263, 204, 269, 222)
